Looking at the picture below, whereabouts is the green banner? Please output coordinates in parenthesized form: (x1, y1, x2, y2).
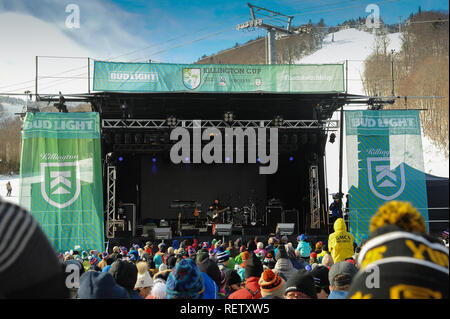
(345, 110, 429, 244)
(19, 112, 104, 253)
(93, 61, 345, 93)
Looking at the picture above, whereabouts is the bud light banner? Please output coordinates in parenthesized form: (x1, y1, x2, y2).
(19, 112, 104, 253)
(93, 61, 345, 93)
(345, 110, 429, 244)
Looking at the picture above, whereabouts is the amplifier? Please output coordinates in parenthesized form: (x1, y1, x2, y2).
(265, 206, 282, 233)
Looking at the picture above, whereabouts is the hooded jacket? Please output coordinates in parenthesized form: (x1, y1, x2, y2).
(328, 218, 355, 263)
(227, 276, 262, 299)
(296, 241, 311, 258)
(273, 258, 298, 282)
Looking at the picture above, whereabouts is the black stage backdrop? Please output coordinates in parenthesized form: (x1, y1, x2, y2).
(139, 156, 267, 221)
(115, 152, 311, 223)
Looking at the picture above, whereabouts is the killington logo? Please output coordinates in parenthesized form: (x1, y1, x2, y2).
(367, 157, 406, 201)
(182, 68, 201, 90)
(41, 161, 81, 209)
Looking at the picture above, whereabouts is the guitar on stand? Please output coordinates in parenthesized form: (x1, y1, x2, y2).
(177, 212, 182, 236)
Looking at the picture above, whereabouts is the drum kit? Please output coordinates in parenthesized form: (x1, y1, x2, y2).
(207, 202, 257, 226)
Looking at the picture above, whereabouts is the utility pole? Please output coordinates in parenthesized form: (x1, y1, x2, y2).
(391, 49, 395, 97)
(399, 16, 402, 33)
(236, 3, 309, 64)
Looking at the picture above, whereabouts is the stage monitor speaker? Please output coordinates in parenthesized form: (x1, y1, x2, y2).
(153, 227, 172, 240)
(265, 206, 282, 233)
(214, 224, 232, 236)
(276, 223, 295, 235)
(282, 209, 300, 234)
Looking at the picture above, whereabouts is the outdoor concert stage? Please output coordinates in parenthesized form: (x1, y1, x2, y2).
(88, 91, 350, 243)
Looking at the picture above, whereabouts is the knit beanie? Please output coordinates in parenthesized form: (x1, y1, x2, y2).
(275, 244, 289, 260)
(348, 224, 449, 299)
(166, 259, 204, 299)
(284, 269, 317, 299)
(369, 201, 427, 233)
(245, 253, 264, 279)
(259, 269, 286, 298)
(196, 250, 210, 264)
(216, 250, 230, 263)
(0, 200, 74, 299)
(198, 258, 222, 288)
(108, 260, 138, 291)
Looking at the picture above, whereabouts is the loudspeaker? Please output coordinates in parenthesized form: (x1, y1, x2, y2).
(214, 224, 233, 236)
(265, 206, 282, 233)
(282, 209, 300, 234)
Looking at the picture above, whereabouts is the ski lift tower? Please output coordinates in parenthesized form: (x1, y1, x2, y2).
(236, 3, 306, 64)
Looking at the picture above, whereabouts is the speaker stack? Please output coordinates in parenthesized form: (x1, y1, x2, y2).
(265, 205, 283, 234)
(282, 209, 301, 234)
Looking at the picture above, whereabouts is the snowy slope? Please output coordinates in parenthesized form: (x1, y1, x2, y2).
(295, 28, 448, 201)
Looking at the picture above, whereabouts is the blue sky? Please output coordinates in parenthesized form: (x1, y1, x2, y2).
(0, 0, 448, 63)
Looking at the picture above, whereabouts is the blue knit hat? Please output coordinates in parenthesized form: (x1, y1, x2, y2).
(216, 250, 230, 263)
(166, 258, 205, 299)
(298, 234, 307, 241)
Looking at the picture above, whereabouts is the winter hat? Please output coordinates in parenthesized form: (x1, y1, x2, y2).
(315, 241, 323, 250)
(259, 268, 286, 298)
(196, 250, 209, 264)
(166, 255, 177, 269)
(245, 253, 264, 279)
(216, 250, 230, 263)
(369, 201, 426, 233)
(311, 265, 330, 290)
(89, 256, 99, 266)
(187, 246, 196, 256)
(310, 252, 318, 259)
(348, 224, 449, 299)
(275, 244, 289, 260)
(78, 272, 130, 299)
(226, 270, 242, 286)
(166, 258, 205, 299)
(81, 251, 89, 260)
(239, 245, 246, 253)
(284, 269, 317, 299)
(328, 261, 358, 287)
(108, 260, 138, 291)
(202, 242, 209, 249)
(102, 252, 109, 260)
(159, 263, 168, 272)
(240, 251, 250, 267)
(198, 258, 222, 288)
(298, 234, 307, 242)
(322, 254, 334, 268)
(134, 271, 154, 289)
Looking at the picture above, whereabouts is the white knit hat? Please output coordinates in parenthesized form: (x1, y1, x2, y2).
(134, 271, 154, 289)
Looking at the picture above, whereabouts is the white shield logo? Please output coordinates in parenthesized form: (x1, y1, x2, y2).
(182, 68, 201, 90)
(367, 157, 406, 201)
(41, 161, 81, 209)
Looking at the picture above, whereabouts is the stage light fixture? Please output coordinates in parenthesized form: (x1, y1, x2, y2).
(118, 156, 124, 162)
(281, 134, 288, 144)
(276, 223, 295, 235)
(329, 133, 336, 144)
(291, 134, 298, 144)
(167, 115, 177, 127)
(152, 157, 157, 163)
(144, 133, 152, 144)
(273, 115, 284, 127)
(289, 156, 294, 162)
(224, 111, 234, 123)
(114, 133, 123, 144)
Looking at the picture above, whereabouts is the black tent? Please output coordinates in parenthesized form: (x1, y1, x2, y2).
(425, 173, 449, 236)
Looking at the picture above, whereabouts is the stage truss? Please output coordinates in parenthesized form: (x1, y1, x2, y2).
(101, 119, 339, 131)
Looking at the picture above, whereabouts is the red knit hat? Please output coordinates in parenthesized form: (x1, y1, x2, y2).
(310, 252, 318, 259)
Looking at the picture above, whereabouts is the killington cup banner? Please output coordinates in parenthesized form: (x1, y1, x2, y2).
(19, 112, 104, 252)
(93, 61, 345, 93)
(345, 110, 429, 244)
